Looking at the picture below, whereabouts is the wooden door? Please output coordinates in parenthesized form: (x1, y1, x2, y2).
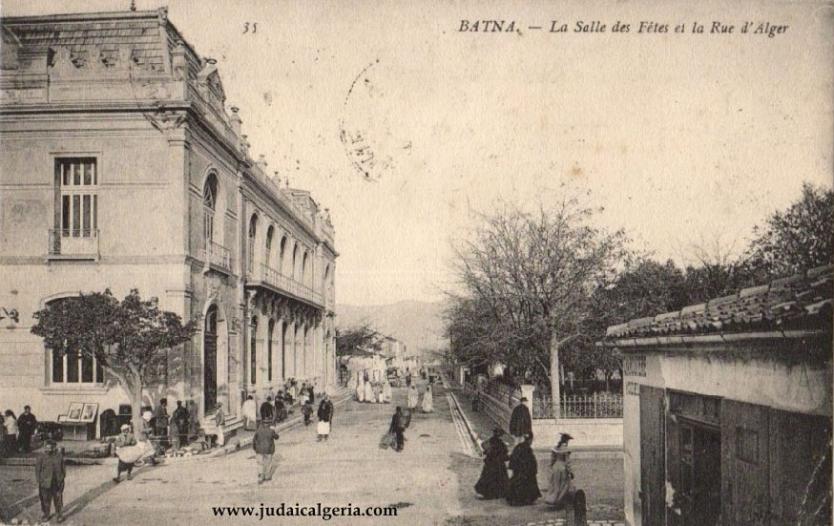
(203, 306, 218, 412)
(721, 400, 770, 525)
(768, 409, 831, 525)
(640, 385, 666, 526)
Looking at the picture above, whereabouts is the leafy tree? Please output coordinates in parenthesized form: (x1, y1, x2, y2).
(449, 198, 626, 417)
(335, 324, 383, 357)
(31, 289, 195, 433)
(745, 182, 833, 277)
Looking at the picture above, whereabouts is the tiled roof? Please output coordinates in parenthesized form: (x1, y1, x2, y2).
(605, 264, 833, 340)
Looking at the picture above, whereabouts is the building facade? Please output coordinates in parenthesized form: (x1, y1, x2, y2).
(0, 8, 337, 437)
(603, 264, 832, 526)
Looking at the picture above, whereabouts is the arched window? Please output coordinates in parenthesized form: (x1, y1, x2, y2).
(203, 174, 218, 244)
(279, 236, 288, 274)
(247, 214, 258, 274)
(265, 225, 274, 268)
(250, 316, 258, 386)
(292, 243, 299, 281)
(46, 298, 104, 385)
(302, 252, 309, 286)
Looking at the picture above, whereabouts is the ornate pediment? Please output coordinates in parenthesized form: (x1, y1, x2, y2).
(196, 61, 226, 113)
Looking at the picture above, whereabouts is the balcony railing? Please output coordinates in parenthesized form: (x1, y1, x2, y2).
(253, 263, 324, 307)
(48, 229, 99, 259)
(202, 240, 232, 273)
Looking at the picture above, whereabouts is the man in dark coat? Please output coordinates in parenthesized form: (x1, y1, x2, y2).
(260, 396, 275, 424)
(153, 398, 169, 447)
(316, 395, 334, 442)
(274, 396, 287, 423)
(506, 433, 541, 506)
(18, 405, 37, 453)
(389, 406, 406, 452)
(307, 385, 315, 405)
(474, 428, 510, 499)
(171, 400, 189, 450)
(36, 440, 65, 523)
(509, 398, 533, 444)
(253, 420, 279, 484)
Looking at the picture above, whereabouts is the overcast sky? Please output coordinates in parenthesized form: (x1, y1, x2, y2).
(7, 0, 833, 305)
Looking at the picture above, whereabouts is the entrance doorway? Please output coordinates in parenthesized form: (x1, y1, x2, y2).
(678, 422, 722, 526)
(204, 305, 218, 412)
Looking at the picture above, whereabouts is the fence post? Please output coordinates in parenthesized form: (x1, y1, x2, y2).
(521, 384, 535, 413)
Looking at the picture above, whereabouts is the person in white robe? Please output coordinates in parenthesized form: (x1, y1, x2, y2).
(356, 379, 365, 402)
(421, 385, 434, 413)
(382, 380, 392, 403)
(242, 395, 258, 430)
(407, 385, 419, 410)
(364, 380, 374, 403)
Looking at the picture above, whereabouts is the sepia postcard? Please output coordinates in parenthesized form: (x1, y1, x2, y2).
(0, 1, 832, 525)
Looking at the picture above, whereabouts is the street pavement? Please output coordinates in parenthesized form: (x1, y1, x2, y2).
(1, 382, 624, 526)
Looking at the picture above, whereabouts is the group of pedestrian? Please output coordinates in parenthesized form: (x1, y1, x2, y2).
(473, 398, 586, 520)
(0, 405, 38, 456)
(354, 377, 392, 404)
(251, 391, 334, 484)
(406, 384, 433, 413)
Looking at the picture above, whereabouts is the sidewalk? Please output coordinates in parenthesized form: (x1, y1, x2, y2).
(0, 388, 351, 525)
(448, 383, 622, 458)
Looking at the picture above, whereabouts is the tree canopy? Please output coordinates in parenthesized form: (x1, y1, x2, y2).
(335, 323, 384, 357)
(32, 289, 195, 431)
(444, 183, 833, 401)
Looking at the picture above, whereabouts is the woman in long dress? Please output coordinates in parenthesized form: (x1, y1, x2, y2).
(475, 428, 510, 499)
(407, 385, 419, 410)
(421, 385, 434, 413)
(506, 434, 541, 506)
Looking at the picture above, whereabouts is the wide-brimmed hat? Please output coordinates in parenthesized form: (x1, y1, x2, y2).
(120, 424, 130, 431)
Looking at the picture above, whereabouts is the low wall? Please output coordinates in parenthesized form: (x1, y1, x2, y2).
(533, 418, 623, 449)
(475, 387, 623, 449)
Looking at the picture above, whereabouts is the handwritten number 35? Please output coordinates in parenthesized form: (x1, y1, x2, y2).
(243, 22, 258, 34)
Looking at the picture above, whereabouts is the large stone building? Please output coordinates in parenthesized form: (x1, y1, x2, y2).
(603, 264, 831, 526)
(0, 7, 337, 437)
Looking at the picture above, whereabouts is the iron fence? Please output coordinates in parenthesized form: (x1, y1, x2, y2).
(533, 392, 623, 419)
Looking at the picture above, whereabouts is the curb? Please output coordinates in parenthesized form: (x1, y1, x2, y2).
(447, 390, 483, 456)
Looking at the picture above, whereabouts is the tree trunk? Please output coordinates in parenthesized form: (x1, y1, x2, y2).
(549, 332, 561, 420)
(129, 380, 144, 437)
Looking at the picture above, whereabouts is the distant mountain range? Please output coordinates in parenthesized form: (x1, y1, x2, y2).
(335, 300, 448, 355)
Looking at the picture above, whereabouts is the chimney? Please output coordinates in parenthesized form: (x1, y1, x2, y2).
(229, 106, 242, 135)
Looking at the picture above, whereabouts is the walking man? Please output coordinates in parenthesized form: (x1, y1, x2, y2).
(260, 396, 275, 425)
(316, 394, 334, 442)
(18, 405, 37, 453)
(36, 439, 65, 523)
(389, 406, 406, 452)
(153, 398, 169, 449)
(172, 400, 189, 451)
(253, 420, 279, 484)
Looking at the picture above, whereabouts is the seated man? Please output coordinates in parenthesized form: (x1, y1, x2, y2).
(544, 433, 586, 522)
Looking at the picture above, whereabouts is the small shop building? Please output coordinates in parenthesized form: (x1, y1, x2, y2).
(602, 264, 832, 526)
